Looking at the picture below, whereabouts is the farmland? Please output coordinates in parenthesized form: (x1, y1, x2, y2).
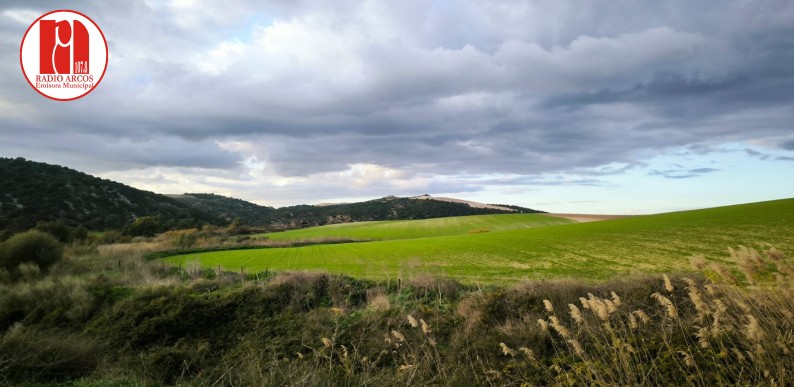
(164, 198, 794, 283)
(257, 213, 572, 241)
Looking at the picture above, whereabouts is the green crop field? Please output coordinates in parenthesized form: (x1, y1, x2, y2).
(164, 198, 794, 283)
(257, 213, 573, 241)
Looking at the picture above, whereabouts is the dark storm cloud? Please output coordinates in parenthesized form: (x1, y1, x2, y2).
(745, 148, 771, 160)
(1, 0, 793, 183)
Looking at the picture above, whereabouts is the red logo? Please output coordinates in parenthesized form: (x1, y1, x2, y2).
(20, 10, 108, 101)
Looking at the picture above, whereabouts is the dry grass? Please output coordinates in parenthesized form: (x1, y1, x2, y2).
(246, 244, 791, 386)
(502, 245, 794, 386)
(3, 238, 793, 386)
(366, 288, 391, 312)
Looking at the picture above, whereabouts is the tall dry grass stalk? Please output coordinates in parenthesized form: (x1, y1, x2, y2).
(651, 292, 679, 319)
(662, 274, 674, 292)
(505, 245, 794, 386)
(97, 241, 170, 258)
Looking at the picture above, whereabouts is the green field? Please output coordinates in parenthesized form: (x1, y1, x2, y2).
(164, 198, 794, 283)
(258, 213, 573, 241)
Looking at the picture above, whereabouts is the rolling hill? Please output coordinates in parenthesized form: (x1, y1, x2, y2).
(258, 196, 541, 230)
(259, 213, 572, 241)
(164, 198, 794, 283)
(0, 158, 543, 233)
(0, 157, 222, 231)
(168, 194, 542, 229)
(166, 193, 276, 226)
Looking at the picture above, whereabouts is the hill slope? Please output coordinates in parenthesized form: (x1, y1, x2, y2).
(261, 213, 572, 241)
(267, 197, 541, 229)
(165, 198, 794, 283)
(0, 158, 543, 232)
(0, 158, 221, 231)
(409, 194, 517, 211)
(167, 193, 276, 226)
(169, 194, 543, 229)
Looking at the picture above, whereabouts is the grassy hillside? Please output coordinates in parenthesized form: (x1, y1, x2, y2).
(164, 198, 794, 283)
(260, 213, 572, 241)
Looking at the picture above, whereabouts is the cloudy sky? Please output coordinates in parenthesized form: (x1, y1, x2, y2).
(1, 0, 793, 214)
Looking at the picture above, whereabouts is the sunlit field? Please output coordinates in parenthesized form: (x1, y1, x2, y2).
(165, 198, 794, 283)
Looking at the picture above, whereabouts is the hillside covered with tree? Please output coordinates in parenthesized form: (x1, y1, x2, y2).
(167, 193, 276, 226)
(0, 158, 222, 232)
(169, 194, 541, 229)
(0, 158, 541, 234)
(266, 196, 541, 229)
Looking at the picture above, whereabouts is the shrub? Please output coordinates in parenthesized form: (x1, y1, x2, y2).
(123, 216, 169, 237)
(0, 230, 63, 272)
(95, 230, 129, 244)
(0, 325, 100, 384)
(71, 225, 88, 242)
(0, 276, 95, 329)
(35, 220, 72, 243)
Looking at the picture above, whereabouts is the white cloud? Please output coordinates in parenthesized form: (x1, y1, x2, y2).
(2, 9, 39, 24)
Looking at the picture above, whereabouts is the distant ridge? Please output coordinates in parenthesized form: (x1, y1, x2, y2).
(166, 193, 275, 226)
(0, 157, 221, 231)
(0, 157, 543, 233)
(409, 194, 520, 212)
(179, 195, 544, 230)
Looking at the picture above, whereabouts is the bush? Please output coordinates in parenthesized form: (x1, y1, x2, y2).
(95, 230, 129, 244)
(35, 220, 72, 243)
(0, 276, 95, 329)
(35, 221, 90, 244)
(0, 230, 63, 272)
(123, 216, 169, 237)
(0, 325, 101, 384)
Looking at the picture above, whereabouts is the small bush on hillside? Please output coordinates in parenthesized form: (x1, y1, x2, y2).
(123, 216, 169, 237)
(34, 221, 89, 244)
(34, 220, 71, 243)
(95, 230, 130, 244)
(158, 229, 199, 248)
(0, 230, 63, 273)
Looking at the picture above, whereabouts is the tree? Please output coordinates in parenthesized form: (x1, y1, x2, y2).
(124, 216, 168, 237)
(35, 220, 72, 243)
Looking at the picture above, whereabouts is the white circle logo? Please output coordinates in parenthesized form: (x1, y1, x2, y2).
(20, 10, 108, 101)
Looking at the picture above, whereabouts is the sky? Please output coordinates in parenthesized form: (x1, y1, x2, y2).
(1, 0, 793, 214)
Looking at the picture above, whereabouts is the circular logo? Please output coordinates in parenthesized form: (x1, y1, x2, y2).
(20, 10, 108, 101)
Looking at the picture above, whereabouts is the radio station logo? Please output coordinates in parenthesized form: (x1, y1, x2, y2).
(20, 10, 108, 101)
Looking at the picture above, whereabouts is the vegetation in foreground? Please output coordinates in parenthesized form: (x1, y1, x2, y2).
(165, 198, 794, 283)
(0, 228, 792, 385)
